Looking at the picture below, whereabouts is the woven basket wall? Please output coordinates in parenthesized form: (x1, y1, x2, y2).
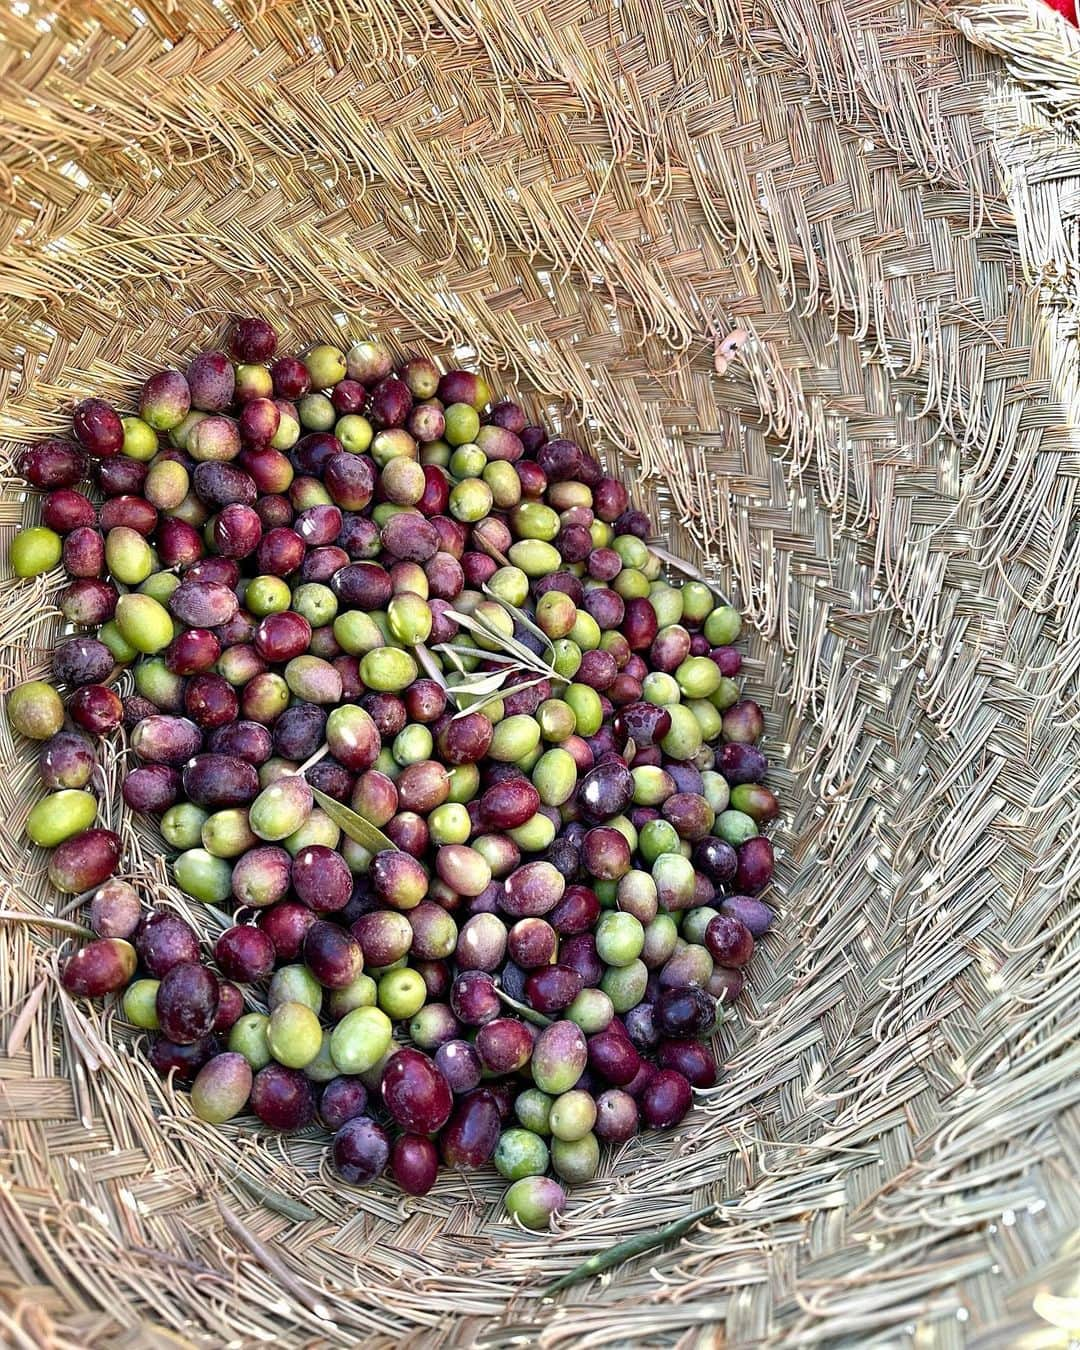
(1, 0, 1078, 1345)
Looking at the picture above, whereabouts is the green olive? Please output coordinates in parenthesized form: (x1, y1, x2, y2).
(507, 812, 556, 852)
(569, 610, 601, 651)
(639, 818, 680, 863)
(284, 808, 341, 856)
(99, 620, 139, 664)
(551, 1132, 600, 1183)
(334, 610, 385, 655)
(564, 683, 602, 737)
(649, 584, 684, 628)
(564, 988, 614, 1034)
(714, 809, 758, 846)
(250, 777, 313, 841)
(303, 1030, 340, 1083)
(710, 676, 741, 711)
(10, 527, 62, 578)
(704, 604, 743, 645)
(161, 802, 209, 849)
(326, 973, 378, 1021)
(7, 681, 65, 740)
(449, 444, 487, 479)
(687, 698, 723, 741)
(330, 1006, 393, 1074)
(267, 1001, 323, 1069)
(613, 534, 649, 569)
(269, 964, 322, 1014)
(122, 978, 161, 1029)
(228, 1013, 272, 1070)
(659, 704, 703, 760)
(145, 459, 190, 510)
(613, 567, 651, 599)
(652, 851, 697, 910)
(483, 460, 521, 509)
(137, 570, 178, 606)
(595, 911, 644, 967)
(511, 502, 560, 542)
(536, 699, 575, 743)
(494, 1128, 549, 1181)
(292, 582, 338, 628)
(359, 647, 418, 692)
(551, 639, 582, 680)
(507, 539, 561, 577)
(119, 416, 160, 461)
(488, 714, 541, 763)
(105, 527, 154, 586)
(392, 724, 434, 766)
(377, 967, 428, 1019)
(201, 808, 258, 858)
(304, 343, 347, 388)
(514, 1088, 553, 1135)
(642, 913, 680, 968)
(487, 566, 530, 608)
(245, 575, 292, 616)
(387, 593, 433, 645)
(26, 789, 97, 847)
(549, 1089, 597, 1141)
(115, 593, 174, 654)
(681, 905, 719, 946)
(446, 763, 480, 803)
(676, 656, 722, 700)
(449, 477, 494, 523)
(600, 958, 648, 1012)
(336, 413, 374, 453)
(174, 847, 233, 903)
(428, 802, 471, 845)
(532, 747, 577, 806)
(643, 671, 680, 705)
(298, 393, 337, 430)
(589, 521, 612, 549)
(444, 403, 481, 445)
(680, 581, 714, 624)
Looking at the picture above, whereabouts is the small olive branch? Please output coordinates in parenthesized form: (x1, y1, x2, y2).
(427, 592, 567, 720)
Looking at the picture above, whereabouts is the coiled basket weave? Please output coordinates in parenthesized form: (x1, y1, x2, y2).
(1, 0, 1078, 1344)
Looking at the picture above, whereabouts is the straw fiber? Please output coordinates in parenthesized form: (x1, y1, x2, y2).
(0, 0, 1078, 1344)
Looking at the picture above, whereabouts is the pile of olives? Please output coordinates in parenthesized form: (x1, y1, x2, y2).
(6, 318, 776, 1229)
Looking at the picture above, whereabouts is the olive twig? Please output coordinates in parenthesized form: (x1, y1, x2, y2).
(541, 1203, 722, 1295)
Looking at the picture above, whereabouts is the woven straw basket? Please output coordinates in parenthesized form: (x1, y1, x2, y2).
(2, 0, 1079, 1345)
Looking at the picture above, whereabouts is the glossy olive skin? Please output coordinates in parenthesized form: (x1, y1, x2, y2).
(61, 939, 137, 997)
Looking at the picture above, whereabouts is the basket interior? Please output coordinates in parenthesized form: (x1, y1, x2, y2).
(1, 0, 1078, 1344)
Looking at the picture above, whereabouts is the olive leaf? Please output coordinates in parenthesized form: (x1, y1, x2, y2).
(493, 984, 553, 1028)
(309, 786, 396, 854)
(482, 583, 554, 652)
(648, 543, 732, 606)
(449, 672, 552, 721)
(444, 604, 564, 682)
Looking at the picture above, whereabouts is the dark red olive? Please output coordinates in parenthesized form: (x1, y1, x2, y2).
(640, 1069, 692, 1129)
(440, 1089, 501, 1169)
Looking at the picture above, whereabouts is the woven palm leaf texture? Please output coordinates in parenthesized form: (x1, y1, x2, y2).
(1, 0, 1079, 1345)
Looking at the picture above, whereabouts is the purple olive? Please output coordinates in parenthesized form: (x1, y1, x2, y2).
(640, 1069, 692, 1129)
(440, 1089, 501, 1169)
(434, 1039, 482, 1094)
(156, 963, 219, 1044)
(252, 1063, 317, 1131)
(657, 1039, 717, 1088)
(319, 1077, 369, 1130)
